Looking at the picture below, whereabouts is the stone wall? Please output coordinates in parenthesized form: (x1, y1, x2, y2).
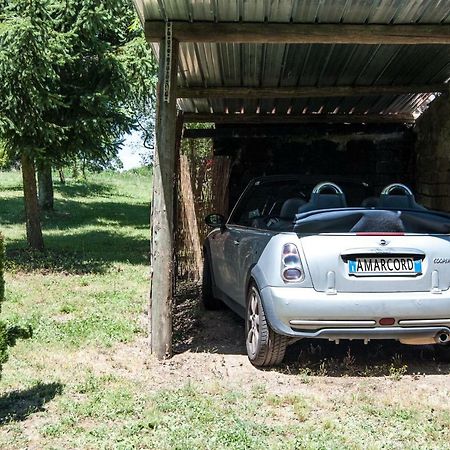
(415, 95, 450, 211)
(213, 124, 415, 208)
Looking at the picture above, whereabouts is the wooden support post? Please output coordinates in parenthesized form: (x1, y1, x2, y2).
(150, 25, 179, 360)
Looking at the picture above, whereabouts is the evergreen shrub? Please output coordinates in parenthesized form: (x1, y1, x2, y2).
(0, 235, 32, 379)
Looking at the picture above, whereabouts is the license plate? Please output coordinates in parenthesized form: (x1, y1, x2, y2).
(348, 257, 422, 276)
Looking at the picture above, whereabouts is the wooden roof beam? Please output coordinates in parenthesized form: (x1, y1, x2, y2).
(183, 125, 409, 139)
(177, 84, 447, 99)
(183, 113, 415, 125)
(145, 22, 450, 45)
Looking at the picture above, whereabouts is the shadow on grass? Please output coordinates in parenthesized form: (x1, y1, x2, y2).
(1, 197, 150, 230)
(55, 181, 114, 199)
(41, 199, 150, 230)
(280, 338, 450, 377)
(6, 231, 150, 274)
(173, 281, 450, 376)
(2, 189, 150, 272)
(1, 185, 23, 192)
(0, 382, 63, 424)
(0, 197, 25, 225)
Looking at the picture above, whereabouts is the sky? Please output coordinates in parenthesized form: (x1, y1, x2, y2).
(118, 131, 148, 170)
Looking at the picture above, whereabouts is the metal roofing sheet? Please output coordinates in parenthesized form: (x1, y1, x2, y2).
(137, 1, 450, 117)
(172, 41, 450, 116)
(178, 43, 450, 87)
(140, 0, 450, 24)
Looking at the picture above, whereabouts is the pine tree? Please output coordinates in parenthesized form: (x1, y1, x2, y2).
(0, 0, 157, 247)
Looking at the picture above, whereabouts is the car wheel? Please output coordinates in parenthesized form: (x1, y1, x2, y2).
(202, 253, 222, 310)
(435, 343, 450, 363)
(246, 283, 288, 367)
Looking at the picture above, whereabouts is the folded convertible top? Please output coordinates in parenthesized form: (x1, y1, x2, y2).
(293, 209, 450, 234)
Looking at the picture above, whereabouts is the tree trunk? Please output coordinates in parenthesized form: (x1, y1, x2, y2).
(58, 169, 66, 185)
(21, 154, 44, 251)
(72, 160, 79, 179)
(37, 161, 54, 210)
(81, 158, 87, 179)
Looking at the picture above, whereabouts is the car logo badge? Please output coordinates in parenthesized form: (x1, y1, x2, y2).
(379, 239, 388, 246)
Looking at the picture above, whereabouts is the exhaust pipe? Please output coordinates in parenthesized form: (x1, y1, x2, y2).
(435, 331, 450, 344)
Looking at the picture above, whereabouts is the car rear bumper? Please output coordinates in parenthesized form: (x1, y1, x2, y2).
(260, 286, 450, 344)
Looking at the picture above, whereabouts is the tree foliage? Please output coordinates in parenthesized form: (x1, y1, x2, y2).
(0, 0, 67, 159)
(0, 0, 157, 248)
(0, 0, 157, 168)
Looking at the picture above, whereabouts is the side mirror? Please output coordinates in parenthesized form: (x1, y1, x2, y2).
(205, 213, 226, 229)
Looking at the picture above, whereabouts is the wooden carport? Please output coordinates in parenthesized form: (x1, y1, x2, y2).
(132, 0, 450, 359)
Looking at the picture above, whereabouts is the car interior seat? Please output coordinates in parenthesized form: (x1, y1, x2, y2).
(379, 184, 427, 210)
(279, 198, 307, 220)
(297, 182, 347, 213)
(265, 197, 307, 230)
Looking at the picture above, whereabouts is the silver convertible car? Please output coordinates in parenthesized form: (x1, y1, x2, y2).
(203, 175, 450, 367)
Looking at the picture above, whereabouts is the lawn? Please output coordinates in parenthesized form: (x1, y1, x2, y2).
(1, 169, 450, 450)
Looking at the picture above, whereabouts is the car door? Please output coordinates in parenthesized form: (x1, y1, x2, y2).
(207, 224, 242, 302)
(220, 225, 244, 302)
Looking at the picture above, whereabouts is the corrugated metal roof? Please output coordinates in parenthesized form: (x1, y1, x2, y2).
(140, 0, 450, 24)
(137, 1, 450, 118)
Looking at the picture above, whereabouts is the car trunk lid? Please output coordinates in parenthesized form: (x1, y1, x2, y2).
(299, 234, 450, 293)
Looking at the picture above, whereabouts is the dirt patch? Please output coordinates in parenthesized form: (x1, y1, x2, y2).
(75, 281, 450, 403)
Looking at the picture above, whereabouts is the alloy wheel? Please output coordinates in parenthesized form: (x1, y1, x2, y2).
(247, 287, 261, 356)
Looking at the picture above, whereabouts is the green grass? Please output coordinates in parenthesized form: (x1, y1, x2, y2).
(0, 170, 153, 448)
(2, 170, 151, 350)
(1, 169, 450, 449)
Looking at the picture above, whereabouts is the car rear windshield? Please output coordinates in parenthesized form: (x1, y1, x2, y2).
(228, 177, 450, 234)
(229, 177, 369, 228)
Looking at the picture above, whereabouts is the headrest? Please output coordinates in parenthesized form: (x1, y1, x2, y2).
(279, 198, 306, 219)
(311, 193, 347, 209)
(297, 192, 347, 213)
(379, 194, 426, 210)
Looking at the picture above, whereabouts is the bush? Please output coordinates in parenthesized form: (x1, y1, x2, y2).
(0, 234, 8, 375)
(0, 234, 32, 379)
(0, 234, 3, 302)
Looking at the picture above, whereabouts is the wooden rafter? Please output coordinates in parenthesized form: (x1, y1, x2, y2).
(183, 113, 415, 125)
(145, 22, 450, 45)
(182, 124, 409, 139)
(177, 84, 447, 99)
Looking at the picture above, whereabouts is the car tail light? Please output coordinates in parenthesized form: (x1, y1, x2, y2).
(281, 243, 304, 283)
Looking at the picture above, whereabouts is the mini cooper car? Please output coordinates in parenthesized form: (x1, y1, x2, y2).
(203, 175, 450, 367)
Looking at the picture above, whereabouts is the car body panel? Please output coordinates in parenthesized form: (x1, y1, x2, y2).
(205, 176, 450, 346)
(207, 225, 274, 307)
(260, 285, 450, 337)
(299, 234, 450, 293)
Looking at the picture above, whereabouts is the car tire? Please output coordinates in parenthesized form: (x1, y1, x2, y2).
(246, 283, 288, 367)
(435, 343, 450, 363)
(202, 253, 222, 310)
